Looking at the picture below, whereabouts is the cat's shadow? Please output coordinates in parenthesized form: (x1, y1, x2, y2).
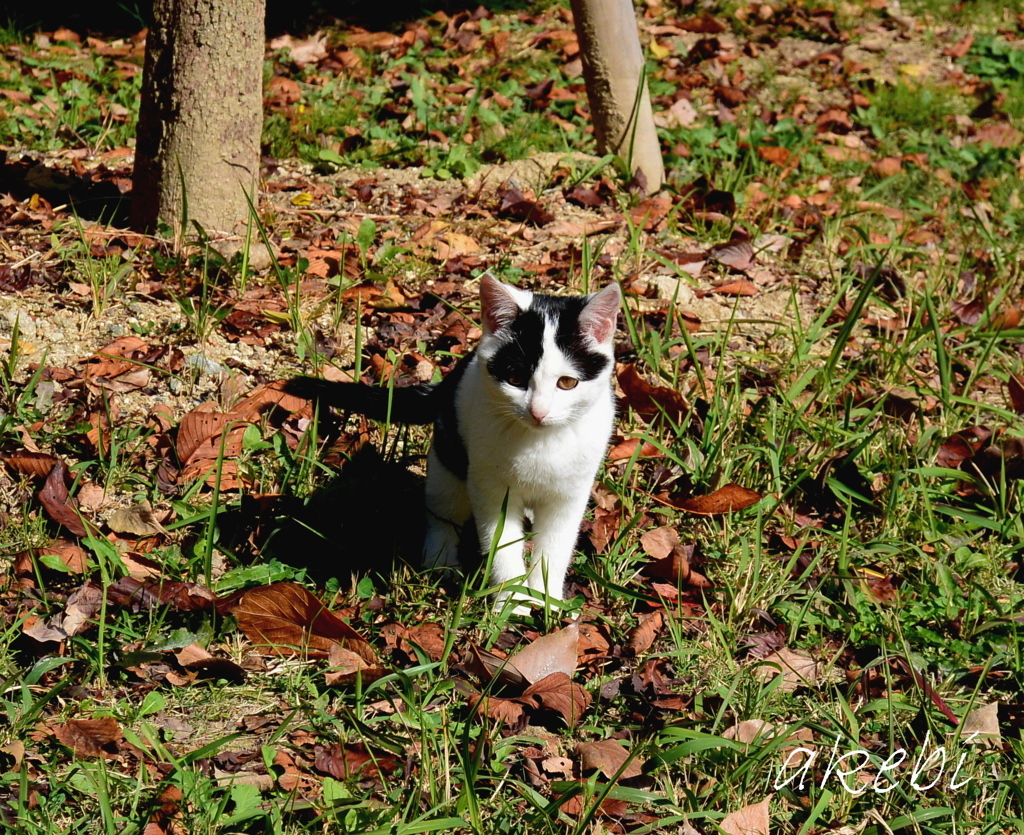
(218, 445, 481, 585)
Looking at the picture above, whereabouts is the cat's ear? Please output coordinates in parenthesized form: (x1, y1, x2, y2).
(480, 272, 529, 334)
(579, 283, 621, 345)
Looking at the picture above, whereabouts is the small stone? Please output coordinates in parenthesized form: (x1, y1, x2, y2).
(184, 353, 226, 377)
(0, 309, 37, 339)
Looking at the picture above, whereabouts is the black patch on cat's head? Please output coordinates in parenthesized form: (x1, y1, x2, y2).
(486, 308, 544, 387)
(533, 295, 611, 381)
(485, 295, 610, 385)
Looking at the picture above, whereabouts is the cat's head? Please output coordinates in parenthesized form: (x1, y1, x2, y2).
(476, 273, 621, 428)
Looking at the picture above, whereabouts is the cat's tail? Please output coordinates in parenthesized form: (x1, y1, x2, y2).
(284, 376, 438, 424)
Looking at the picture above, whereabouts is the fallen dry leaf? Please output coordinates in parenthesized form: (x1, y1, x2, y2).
(232, 582, 378, 665)
(720, 796, 771, 835)
(708, 239, 755, 271)
(465, 643, 528, 689)
(575, 739, 644, 779)
(607, 437, 663, 462)
(673, 483, 764, 515)
(626, 610, 664, 655)
(756, 648, 821, 693)
(710, 279, 759, 297)
(617, 364, 689, 424)
(0, 450, 59, 479)
(107, 501, 168, 537)
(34, 541, 89, 574)
(723, 719, 777, 744)
(39, 459, 89, 536)
(521, 672, 591, 726)
(1009, 376, 1024, 416)
(509, 622, 579, 683)
(640, 526, 679, 560)
(936, 426, 991, 469)
(325, 642, 387, 686)
(106, 577, 219, 612)
(62, 583, 104, 636)
(961, 701, 1001, 747)
(53, 717, 122, 758)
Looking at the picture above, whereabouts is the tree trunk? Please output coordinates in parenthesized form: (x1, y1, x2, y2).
(131, 0, 265, 239)
(570, 0, 664, 193)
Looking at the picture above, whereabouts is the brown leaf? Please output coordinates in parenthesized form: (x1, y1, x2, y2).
(628, 196, 671, 231)
(22, 614, 67, 643)
(314, 743, 399, 779)
(936, 426, 991, 469)
(973, 124, 1023, 148)
(53, 717, 122, 758)
(608, 437, 663, 462)
(62, 583, 104, 636)
(1009, 376, 1024, 416)
(617, 364, 688, 424)
(1, 450, 59, 479)
(721, 796, 772, 835)
(586, 504, 621, 552)
(35, 541, 89, 574)
(757, 146, 791, 166)
(564, 185, 603, 208)
(402, 623, 447, 662)
(497, 187, 555, 226)
(626, 611, 664, 655)
(723, 719, 777, 744)
(711, 279, 759, 296)
(510, 622, 579, 683)
(107, 501, 168, 537)
(678, 13, 727, 33)
(106, 577, 220, 612)
(575, 740, 644, 779)
(944, 33, 974, 59)
(642, 542, 711, 589)
(756, 648, 821, 692)
(232, 583, 378, 664)
(989, 303, 1022, 331)
(871, 157, 903, 178)
(39, 459, 88, 536)
(640, 526, 679, 560)
(470, 692, 527, 725)
(961, 702, 1001, 746)
(79, 336, 149, 379)
(522, 672, 591, 726)
(674, 483, 763, 515)
(231, 380, 311, 421)
(708, 239, 755, 272)
(325, 642, 387, 685)
(176, 407, 248, 466)
(465, 643, 528, 689)
(174, 643, 247, 683)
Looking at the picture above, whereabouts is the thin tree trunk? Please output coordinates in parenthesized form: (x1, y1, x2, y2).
(570, 0, 664, 192)
(131, 0, 265, 239)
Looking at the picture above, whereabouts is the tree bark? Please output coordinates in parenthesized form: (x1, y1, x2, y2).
(131, 0, 265, 239)
(570, 0, 664, 192)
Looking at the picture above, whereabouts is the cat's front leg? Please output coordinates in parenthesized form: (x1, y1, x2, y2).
(471, 487, 530, 610)
(423, 450, 471, 569)
(524, 492, 590, 607)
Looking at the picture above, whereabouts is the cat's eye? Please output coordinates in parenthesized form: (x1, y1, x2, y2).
(506, 372, 528, 387)
(557, 376, 579, 390)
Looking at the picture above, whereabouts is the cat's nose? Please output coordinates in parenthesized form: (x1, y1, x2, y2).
(529, 404, 549, 424)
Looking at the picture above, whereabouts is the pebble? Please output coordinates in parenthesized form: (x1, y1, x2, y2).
(0, 308, 38, 339)
(184, 353, 226, 376)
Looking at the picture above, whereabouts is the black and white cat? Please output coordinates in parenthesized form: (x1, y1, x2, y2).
(287, 273, 621, 611)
